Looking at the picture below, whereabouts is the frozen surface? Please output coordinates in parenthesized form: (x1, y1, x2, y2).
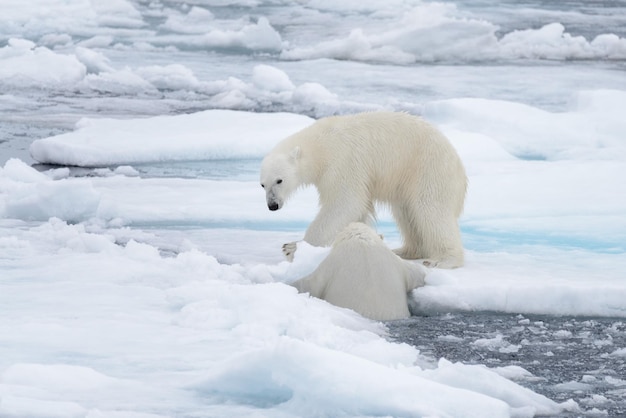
(15, 102, 626, 320)
(2, 103, 625, 415)
(1, 0, 626, 417)
(29, 110, 313, 166)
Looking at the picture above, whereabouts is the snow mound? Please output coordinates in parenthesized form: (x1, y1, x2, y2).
(424, 90, 626, 161)
(195, 337, 574, 417)
(0, 159, 100, 222)
(0, 39, 86, 89)
(30, 110, 313, 167)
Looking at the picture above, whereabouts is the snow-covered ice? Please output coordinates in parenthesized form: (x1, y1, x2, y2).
(2, 101, 623, 415)
(1, 0, 626, 416)
(29, 110, 313, 166)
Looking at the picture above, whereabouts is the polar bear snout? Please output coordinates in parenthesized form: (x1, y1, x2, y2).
(265, 190, 282, 211)
(268, 201, 280, 211)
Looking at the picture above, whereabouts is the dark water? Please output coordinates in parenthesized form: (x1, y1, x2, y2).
(388, 313, 626, 417)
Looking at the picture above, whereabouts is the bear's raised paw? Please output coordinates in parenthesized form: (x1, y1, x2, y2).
(282, 241, 297, 262)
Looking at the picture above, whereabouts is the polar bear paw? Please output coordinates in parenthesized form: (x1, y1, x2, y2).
(421, 259, 438, 268)
(421, 257, 462, 269)
(282, 241, 298, 262)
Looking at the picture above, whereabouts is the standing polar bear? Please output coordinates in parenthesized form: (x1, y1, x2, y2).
(260, 111, 467, 268)
(292, 222, 427, 321)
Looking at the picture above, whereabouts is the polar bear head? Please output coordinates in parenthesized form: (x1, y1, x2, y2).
(260, 147, 301, 211)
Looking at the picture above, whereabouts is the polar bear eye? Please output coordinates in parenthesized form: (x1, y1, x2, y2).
(260, 183, 265, 188)
(276, 179, 283, 184)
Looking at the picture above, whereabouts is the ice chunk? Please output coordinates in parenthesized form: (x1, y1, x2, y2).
(30, 110, 314, 166)
(0, 39, 86, 89)
(1, 159, 100, 222)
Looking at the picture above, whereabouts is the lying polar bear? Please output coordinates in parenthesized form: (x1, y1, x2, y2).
(291, 222, 428, 321)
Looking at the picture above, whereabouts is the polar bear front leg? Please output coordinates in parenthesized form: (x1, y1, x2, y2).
(282, 194, 368, 261)
(304, 199, 368, 246)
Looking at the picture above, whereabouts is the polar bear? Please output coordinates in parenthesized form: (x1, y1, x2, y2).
(292, 222, 427, 321)
(260, 111, 467, 268)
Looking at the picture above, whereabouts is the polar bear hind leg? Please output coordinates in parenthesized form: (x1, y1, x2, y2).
(392, 203, 464, 269)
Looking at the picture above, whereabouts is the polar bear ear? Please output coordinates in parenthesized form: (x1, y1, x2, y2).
(289, 146, 301, 161)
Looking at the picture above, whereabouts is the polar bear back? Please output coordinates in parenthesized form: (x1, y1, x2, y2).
(282, 111, 466, 216)
(292, 223, 426, 321)
(320, 241, 416, 320)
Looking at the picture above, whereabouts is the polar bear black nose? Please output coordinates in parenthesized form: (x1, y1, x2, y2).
(268, 202, 279, 211)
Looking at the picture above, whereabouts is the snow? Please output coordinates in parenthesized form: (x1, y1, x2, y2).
(2, 0, 626, 416)
(280, 4, 626, 63)
(0, 39, 86, 89)
(2, 102, 624, 414)
(196, 340, 516, 418)
(424, 89, 626, 161)
(29, 110, 313, 166)
(0, 213, 575, 418)
(158, 16, 283, 52)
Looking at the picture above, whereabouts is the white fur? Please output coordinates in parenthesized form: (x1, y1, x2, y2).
(292, 222, 427, 321)
(260, 111, 467, 268)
